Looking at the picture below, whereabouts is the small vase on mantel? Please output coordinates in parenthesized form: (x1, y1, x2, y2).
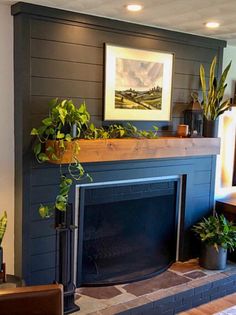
(203, 118, 219, 138)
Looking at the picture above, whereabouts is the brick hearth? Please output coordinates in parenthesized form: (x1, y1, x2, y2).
(75, 260, 236, 315)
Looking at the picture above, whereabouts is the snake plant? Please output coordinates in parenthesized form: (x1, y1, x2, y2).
(200, 56, 231, 120)
(0, 211, 7, 246)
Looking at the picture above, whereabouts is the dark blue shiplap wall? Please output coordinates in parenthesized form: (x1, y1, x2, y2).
(12, 2, 225, 285)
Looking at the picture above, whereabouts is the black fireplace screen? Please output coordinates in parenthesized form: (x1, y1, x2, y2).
(77, 179, 179, 286)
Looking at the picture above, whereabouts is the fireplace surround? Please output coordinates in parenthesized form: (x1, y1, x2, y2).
(75, 176, 182, 286)
(11, 2, 224, 286)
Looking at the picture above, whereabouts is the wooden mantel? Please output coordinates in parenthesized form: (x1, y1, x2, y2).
(46, 137, 221, 164)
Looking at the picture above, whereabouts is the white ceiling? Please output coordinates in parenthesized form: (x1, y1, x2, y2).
(2, 0, 236, 45)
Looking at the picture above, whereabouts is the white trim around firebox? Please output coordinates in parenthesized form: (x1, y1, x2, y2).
(74, 175, 183, 285)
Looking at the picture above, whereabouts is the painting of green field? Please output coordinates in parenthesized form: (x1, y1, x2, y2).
(115, 57, 163, 110)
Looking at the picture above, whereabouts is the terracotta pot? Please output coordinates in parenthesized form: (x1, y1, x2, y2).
(203, 118, 219, 137)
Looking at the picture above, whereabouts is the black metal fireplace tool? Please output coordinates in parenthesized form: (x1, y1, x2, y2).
(55, 203, 80, 314)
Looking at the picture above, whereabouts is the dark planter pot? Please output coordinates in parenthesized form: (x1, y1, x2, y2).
(203, 118, 219, 137)
(0, 247, 2, 267)
(199, 244, 227, 270)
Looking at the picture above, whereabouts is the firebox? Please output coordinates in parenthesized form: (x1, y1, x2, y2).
(76, 176, 182, 286)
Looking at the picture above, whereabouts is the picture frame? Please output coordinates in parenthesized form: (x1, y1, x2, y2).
(104, 44, 174, 121)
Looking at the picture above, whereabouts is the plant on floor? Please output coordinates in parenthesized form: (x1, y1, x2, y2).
(0, 211, 7, 246)
(192, 213, 236, 251)
(199, 56, 232, 121)
(31, 98, 159, 218)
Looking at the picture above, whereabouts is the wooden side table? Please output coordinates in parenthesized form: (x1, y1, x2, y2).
(0, 275, 24, 289)
(215, 195, 236, 221)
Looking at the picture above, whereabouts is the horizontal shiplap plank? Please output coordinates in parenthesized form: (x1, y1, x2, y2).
(194, 171, 211, 185)
(173, 73, 200, 90)
(192, 183, 211, 198)
(31, 235, 56, 255)
(30, 96, 102, 116)
(31, 58, 103, 82)
(31, 268, 56, 285)
(31, 38, 103, 64)
(31, 77, 102, 98)
(30, 220, 55, 238)
(31, 185, 58, 204)
(31, 252, 56, 272)
(30, 19, 217, 62)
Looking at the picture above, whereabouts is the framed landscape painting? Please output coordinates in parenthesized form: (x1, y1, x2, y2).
(104, 44, 174, 121)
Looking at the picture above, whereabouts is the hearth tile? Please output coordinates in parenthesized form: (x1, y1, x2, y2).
(169, 260, 201, 274)
(75, 295, 108, 314)
(123, 271, 190, 296)
(147, 289, 176, 301)
(104, 292, 136, 306)
(184, 271, 207, 279)
(77, 286, 122, 299)
(123, 296, 153, 310)
(189, 272, 227, 288)
(169, 283, 193, 295)
(98, 303, 130, 315)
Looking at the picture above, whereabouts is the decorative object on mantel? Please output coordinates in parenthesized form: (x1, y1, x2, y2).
(0, 211, 7, 283)
(177, 124, 189, 137)
(199, 56, 232, 137)
(184, 92, 203, 137)
(104, 43, 174, 121)
(192, 213, 236, 270)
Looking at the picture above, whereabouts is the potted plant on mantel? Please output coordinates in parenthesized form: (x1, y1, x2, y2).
(199, 56, 232, 137)
(193, 213, 236, 270)
(0, 211, 7, 282)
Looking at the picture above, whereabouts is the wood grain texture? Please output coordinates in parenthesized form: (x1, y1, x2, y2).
(46, 137, 221, 164)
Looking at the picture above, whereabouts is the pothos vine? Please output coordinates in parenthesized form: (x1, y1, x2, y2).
(31, 98, 159, 218)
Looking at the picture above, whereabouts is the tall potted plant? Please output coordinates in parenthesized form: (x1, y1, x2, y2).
(199, 56, 232, 137)
(0, 211, 7, 269)
(193, 213, 236, 270)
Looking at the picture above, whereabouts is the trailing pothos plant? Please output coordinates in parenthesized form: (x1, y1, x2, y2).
(31, 98, 159, 218)
(199, 56, 232, 120)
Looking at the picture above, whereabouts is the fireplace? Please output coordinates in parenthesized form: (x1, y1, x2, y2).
(75, 176, 182, 286)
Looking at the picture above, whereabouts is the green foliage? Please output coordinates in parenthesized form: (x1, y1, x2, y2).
(192, 213, 236, 251)
(84, 123, 159, 139)
(31, 98, 159, 218)
(199, 56, 232, 120)
(0, 211, 7, 246)
(31, 98, 90, 163)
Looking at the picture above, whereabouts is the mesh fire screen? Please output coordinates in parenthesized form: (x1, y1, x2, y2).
(78, 179, 179, 285)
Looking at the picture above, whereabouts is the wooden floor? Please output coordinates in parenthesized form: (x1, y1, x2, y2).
(180, 293, 236, 314)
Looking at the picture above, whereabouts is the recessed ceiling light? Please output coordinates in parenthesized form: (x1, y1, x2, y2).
(205, 21, 220, 29)
(126, 4, 143, 12)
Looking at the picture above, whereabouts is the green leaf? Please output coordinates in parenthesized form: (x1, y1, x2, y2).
(39, 205, 49, 218)
(56, 131, 65, 139)
(42, 117, 53, 126)
(48, 98, 58, 108)
(34, 143, 41, 156)
(38, 153, 50, 162)
(65, 134, 72, 142)
(30, 128, 38, 135)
